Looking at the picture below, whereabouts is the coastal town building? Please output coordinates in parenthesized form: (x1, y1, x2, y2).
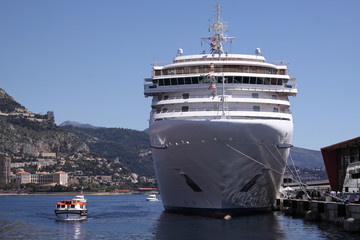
(0, 156, 11, 183)
(40, 152, 57, 158)
(321, 137, 360, 192)
(16, 171, 31, 184)
(53, 171, 68, 186)
(11, 158, 57, 170)
(15, 171, 68, 186)
(46, 110, 54, 122)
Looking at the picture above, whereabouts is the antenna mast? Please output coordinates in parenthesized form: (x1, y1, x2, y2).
(201, 3, 235, 57)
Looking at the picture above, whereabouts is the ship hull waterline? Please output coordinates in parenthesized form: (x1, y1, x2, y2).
(54, 210, 87, 221)
(149, 118, 293, 217)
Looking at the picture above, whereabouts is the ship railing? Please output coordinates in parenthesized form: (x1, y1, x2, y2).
(172, 57, 265, 64)
(154, 67, 287, 76)
(152, 95, 289, 102)
(152, 108, 292, 114)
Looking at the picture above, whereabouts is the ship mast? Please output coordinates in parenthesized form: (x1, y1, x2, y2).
(201, 3, 235, 57)
(202, 4, 233, 119)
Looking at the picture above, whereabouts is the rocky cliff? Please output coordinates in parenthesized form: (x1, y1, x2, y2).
(0, 88, 89, 157)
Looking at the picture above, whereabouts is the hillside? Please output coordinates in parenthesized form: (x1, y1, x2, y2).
(0, 88, 26, 113)
(0, 88, 89, 157)
(60, 120, 104, 129)
(61, 126, 154, 177)
(290, 147, 324, 168)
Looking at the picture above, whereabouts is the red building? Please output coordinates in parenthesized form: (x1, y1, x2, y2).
(321, 137, 360, 192)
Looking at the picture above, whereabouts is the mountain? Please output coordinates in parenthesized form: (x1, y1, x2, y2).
(60, 121, 104, 129)
(0, 88, 89, 157)
(61, 125, 154, 177)
(290, 147, 324, 168)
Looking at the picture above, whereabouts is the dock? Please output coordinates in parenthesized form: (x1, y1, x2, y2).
(276, 198, 360, 232)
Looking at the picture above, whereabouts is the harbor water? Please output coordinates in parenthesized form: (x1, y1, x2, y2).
(0, 194, 358, 239)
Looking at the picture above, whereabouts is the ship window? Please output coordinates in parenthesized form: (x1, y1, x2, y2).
(162, 108, 168, 113)
(164, 95, 169, 100)
(164, 79, 170, 86)
(71, 205, 75, 208)
(171, 78, 177, 85)
(156, 108, 161, 113)
(192, 77, 199, 84)
(182, 106, 189, 112)
(183, 93, 189, 99)
(251, 66, 258, 73)
(243, 77, 250, 84)
(176, 67, 184, 74)
(157, 96, 162, 101)
(227, 76, 233, 83)
(158, 79, 164, 86)
(273, 108, 279, 112)
(178, 78, 184, 85)
(272, 95, 277, 99)
(234, 76, 242, 83)
(185, 78, 191, 84)
(264, 78, 270, 85)
(250, 77, 256, 84)
(271, 78, 277, 85)
(252, 93, 259, 98)
(352, 173, 360, 179)
(257, 77, 264, 85)
(277, 79, 283, 85)
(61, 205, 65, 208)
(253, 106, 260, 111)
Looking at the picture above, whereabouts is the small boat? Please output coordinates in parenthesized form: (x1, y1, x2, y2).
(146, 194, 159, 201)
(54, 196, 88, 221)
(72, 195, 87, 203)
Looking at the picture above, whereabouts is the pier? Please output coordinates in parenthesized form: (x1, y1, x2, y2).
(276, 198, 360, 232)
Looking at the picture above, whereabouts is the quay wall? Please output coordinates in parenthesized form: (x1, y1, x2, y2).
(278, 199, 360, 232)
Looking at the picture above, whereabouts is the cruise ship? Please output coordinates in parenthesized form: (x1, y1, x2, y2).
(144, 4, 297, 216)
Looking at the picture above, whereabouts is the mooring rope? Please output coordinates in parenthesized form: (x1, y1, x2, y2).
(219, 140, 283, 175)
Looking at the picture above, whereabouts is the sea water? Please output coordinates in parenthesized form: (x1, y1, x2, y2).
(0, 194, 358, 239)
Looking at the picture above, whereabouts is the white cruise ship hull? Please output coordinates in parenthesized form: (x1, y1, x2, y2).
(150, 118, 292, 216)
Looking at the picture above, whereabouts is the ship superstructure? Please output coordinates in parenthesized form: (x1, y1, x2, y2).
(144, 4, 297, 216)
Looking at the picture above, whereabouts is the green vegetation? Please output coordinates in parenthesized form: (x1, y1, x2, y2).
(62, 126, 154, 177)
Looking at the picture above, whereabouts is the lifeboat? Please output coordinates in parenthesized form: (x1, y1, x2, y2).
(54, 197, 87, 221)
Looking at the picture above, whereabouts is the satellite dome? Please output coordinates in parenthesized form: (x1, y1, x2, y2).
(177, 48, 183, 56)
(255, 48, 262, 56)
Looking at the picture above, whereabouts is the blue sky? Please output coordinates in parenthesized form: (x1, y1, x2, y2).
(1, 0, 359, 151)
